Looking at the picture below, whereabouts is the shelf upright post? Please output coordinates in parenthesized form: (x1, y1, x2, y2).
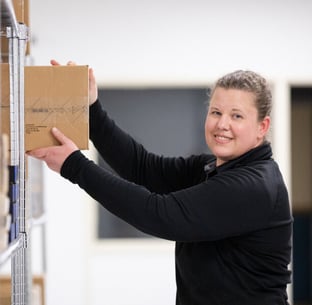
(7, 21, 30, 305)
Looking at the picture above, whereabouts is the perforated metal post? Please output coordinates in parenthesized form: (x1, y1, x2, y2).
(7, 22, 30, 305)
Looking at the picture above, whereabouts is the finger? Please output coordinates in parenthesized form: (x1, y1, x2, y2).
(51, 127, 69, 145)
(89, 68, 95, 89)
(26, 148, 47, 159)
(89, 67, 98, 105)
(89, 67, 94, 78)
(50, 59, 60, 66)
(67, 61, 76, 66)
(89, 67, 96, 85)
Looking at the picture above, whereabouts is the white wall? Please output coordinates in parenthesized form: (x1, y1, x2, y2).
(28, 0, 312, 304)
(30, 0, 312, 86)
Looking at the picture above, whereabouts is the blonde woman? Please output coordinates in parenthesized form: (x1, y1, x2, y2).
(28, 66, 292, 305)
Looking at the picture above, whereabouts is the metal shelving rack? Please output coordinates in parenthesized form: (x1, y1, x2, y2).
(0, 0, 31, 304)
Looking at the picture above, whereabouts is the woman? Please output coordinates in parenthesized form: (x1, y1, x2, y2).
(28, 64, 292, 305)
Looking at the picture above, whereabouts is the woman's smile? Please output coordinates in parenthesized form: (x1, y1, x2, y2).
(214, 134, 233, 144)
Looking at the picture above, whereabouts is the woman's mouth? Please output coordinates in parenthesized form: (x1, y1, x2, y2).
(214, 135, 232, 144)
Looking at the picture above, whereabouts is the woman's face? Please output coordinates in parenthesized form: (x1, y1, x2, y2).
(205, 87, 270, 166)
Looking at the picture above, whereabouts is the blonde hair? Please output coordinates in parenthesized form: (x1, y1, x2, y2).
(210, 70, 272, 121)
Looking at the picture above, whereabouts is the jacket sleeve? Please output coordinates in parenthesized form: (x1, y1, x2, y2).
(89, 100, 207, 193)
(60, 151, 286, 242)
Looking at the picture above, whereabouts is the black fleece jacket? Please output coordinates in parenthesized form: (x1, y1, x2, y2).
(61, 100, 292, 305)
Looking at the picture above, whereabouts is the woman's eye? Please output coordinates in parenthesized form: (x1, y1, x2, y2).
(233, 114, 243, 119)
(211, 111, 221, 116)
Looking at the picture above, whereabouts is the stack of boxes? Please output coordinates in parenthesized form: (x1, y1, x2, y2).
(1, 0, 30, 250)
(1, 0, 89, 252)
(1, 1, 89, 303)
(1, 0, 89, 248)
(1, 66, 89, 251)
(1, 0, 30, 62)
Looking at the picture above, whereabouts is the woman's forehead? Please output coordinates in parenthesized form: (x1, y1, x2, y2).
(211, 88, 256, 104)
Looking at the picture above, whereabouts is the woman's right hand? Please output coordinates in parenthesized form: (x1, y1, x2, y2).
(50, 59, 98, 105)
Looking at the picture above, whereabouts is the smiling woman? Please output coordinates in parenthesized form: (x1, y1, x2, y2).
(27, 68, 292, 305)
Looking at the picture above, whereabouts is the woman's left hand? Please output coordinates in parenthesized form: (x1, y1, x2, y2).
(27, 127, 79, 173)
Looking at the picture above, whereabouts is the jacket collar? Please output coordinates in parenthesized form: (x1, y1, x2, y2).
(205, 141, 272, 177)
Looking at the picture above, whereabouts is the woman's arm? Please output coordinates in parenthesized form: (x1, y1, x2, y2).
(89, 100, 208, 193)
(61, 150, 286, 242)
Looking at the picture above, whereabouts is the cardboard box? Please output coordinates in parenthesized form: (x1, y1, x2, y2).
(1, 0, 30, 61)
(1, 63, 89, 151)
(0, 275, 45, 305)
(0, 64, 10, 138)
(24, 65, 89, 150)
(13, 0, 29, 25)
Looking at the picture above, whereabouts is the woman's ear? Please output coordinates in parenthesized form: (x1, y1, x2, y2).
(258, 116, 271, 138)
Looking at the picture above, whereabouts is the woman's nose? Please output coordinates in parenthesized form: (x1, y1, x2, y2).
(217, 115, 230, 130)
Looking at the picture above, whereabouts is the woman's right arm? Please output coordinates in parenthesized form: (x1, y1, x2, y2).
(89, 101, 208, 193)
(89, 99, 140, 180)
